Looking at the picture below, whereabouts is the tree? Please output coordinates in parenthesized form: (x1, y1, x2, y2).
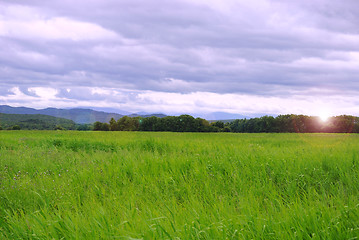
(211, 121, 224, 129)
(229, 119, 245, 132)
(258, 116, 275, 132)
(331, 115, 355, 133)
(354, 117, 359, 133)
(101, 123, 110, 131)
(77, 124, 92, 131)
(195, 118, 211, 132)
(223, 125, 231, 132)
(139, 116, 158, 131)
(275, 115, 294, 132)
(109, 118, 118, 131)
(93, 121, 103, 131)
(117, 116, 137, 131)
(12, 125, 21, 130)
(54, 125, 64, 130)
(131, 117, 140, 131)
(177, 115, 196, 132)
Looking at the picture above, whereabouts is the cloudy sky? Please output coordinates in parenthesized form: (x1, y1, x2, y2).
(1, 0, 359, 118)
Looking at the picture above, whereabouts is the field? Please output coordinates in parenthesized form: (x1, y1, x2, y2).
(0, 131, 358, 239)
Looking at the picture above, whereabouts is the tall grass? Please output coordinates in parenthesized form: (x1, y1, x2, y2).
(0, 131, 358, 239)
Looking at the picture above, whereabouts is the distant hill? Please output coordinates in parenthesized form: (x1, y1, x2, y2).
(0, 113, 76, 130)
(208, 119, 236, 124)
(128, 113, 167, 118)
(198, 112, 249, 121)
(0, 105, 166, 124)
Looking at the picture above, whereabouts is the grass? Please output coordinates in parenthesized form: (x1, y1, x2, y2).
(0, 131, 358, 239)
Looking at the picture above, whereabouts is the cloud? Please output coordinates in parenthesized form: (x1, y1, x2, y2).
(0, 0, 359, 116)
(27, 87, 58, 99)
(0, 4, 118, 41)
(0, 86, 358, 118)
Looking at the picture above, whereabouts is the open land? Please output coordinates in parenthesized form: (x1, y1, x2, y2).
(0, 131, 358, 239)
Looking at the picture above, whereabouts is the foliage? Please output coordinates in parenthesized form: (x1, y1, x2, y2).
(76, 124, 92, 131)
(0, 131, 358, 239)
(229, 114, 359, 133)
(11, 125, 21, 130)
(94, 114, 359, 133)
(113, 115, 214, 132)
(211, 120, 224, 128)
(0, 113, 76, 130)
(117, 116, 139, 131)
(1, 112, 359, 133)
(93, 121, 110, 131)
(54, 125, 64, 130)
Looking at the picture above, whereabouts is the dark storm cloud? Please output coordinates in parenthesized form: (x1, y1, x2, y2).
(1, 0, 359, 98)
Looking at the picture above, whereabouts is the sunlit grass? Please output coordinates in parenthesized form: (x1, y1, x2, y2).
(0, 131, 358, 239)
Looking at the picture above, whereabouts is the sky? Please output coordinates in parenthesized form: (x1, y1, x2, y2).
(0, 0, 359, 119)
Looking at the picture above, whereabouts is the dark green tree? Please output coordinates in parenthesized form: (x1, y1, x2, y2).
(101, 123, 110, 131)
(12, 125, 21, 130)
(54, 125, 64, 130)
(177, 115, 196, 132)
(195, 118, 211, 132)
(211, 121, 224, 129)
(109, 118, 118, 131)
(331, 115, 356, 133)
(77, 124, 92, 131)
(93, 121, 103, 131)
(275, 115, 295, 132)
(139, 116, 158, 131)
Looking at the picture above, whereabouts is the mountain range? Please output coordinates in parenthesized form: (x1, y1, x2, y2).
(0, 105, 166, 124)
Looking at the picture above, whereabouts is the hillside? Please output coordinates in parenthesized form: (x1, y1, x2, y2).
(0, 105, 124, 124)
(0, 105, 166, 124)
(0, 113, 76, 130)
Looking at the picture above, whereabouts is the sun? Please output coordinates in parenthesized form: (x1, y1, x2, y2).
(319, 114, 329, 122)
(318, 111, 330, 122)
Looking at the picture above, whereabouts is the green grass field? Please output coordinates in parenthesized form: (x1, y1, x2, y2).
(0, 131, 358, 239)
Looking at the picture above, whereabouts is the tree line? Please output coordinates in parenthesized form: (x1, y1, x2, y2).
(93, 115, 217, 132)
(229, 115, 359, 133)
(92, 114, 359, 133)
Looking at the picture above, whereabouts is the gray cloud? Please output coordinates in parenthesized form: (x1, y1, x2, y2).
(0, 0, 359, 115)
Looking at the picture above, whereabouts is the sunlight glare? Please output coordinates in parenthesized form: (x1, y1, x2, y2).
(319, 111, 330, 122)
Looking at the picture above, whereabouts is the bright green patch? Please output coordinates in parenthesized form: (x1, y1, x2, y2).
(0, 131, 358, 239)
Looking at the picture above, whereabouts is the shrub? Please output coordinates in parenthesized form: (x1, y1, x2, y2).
(12, 125, 21, 130)
(54, 125, 64, 130)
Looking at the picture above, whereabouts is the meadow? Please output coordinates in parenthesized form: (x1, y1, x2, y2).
(0, 131, 358, 239)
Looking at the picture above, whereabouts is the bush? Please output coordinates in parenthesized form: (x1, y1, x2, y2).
(54, 125, 64, 130)
(12, 125, 21, 130)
